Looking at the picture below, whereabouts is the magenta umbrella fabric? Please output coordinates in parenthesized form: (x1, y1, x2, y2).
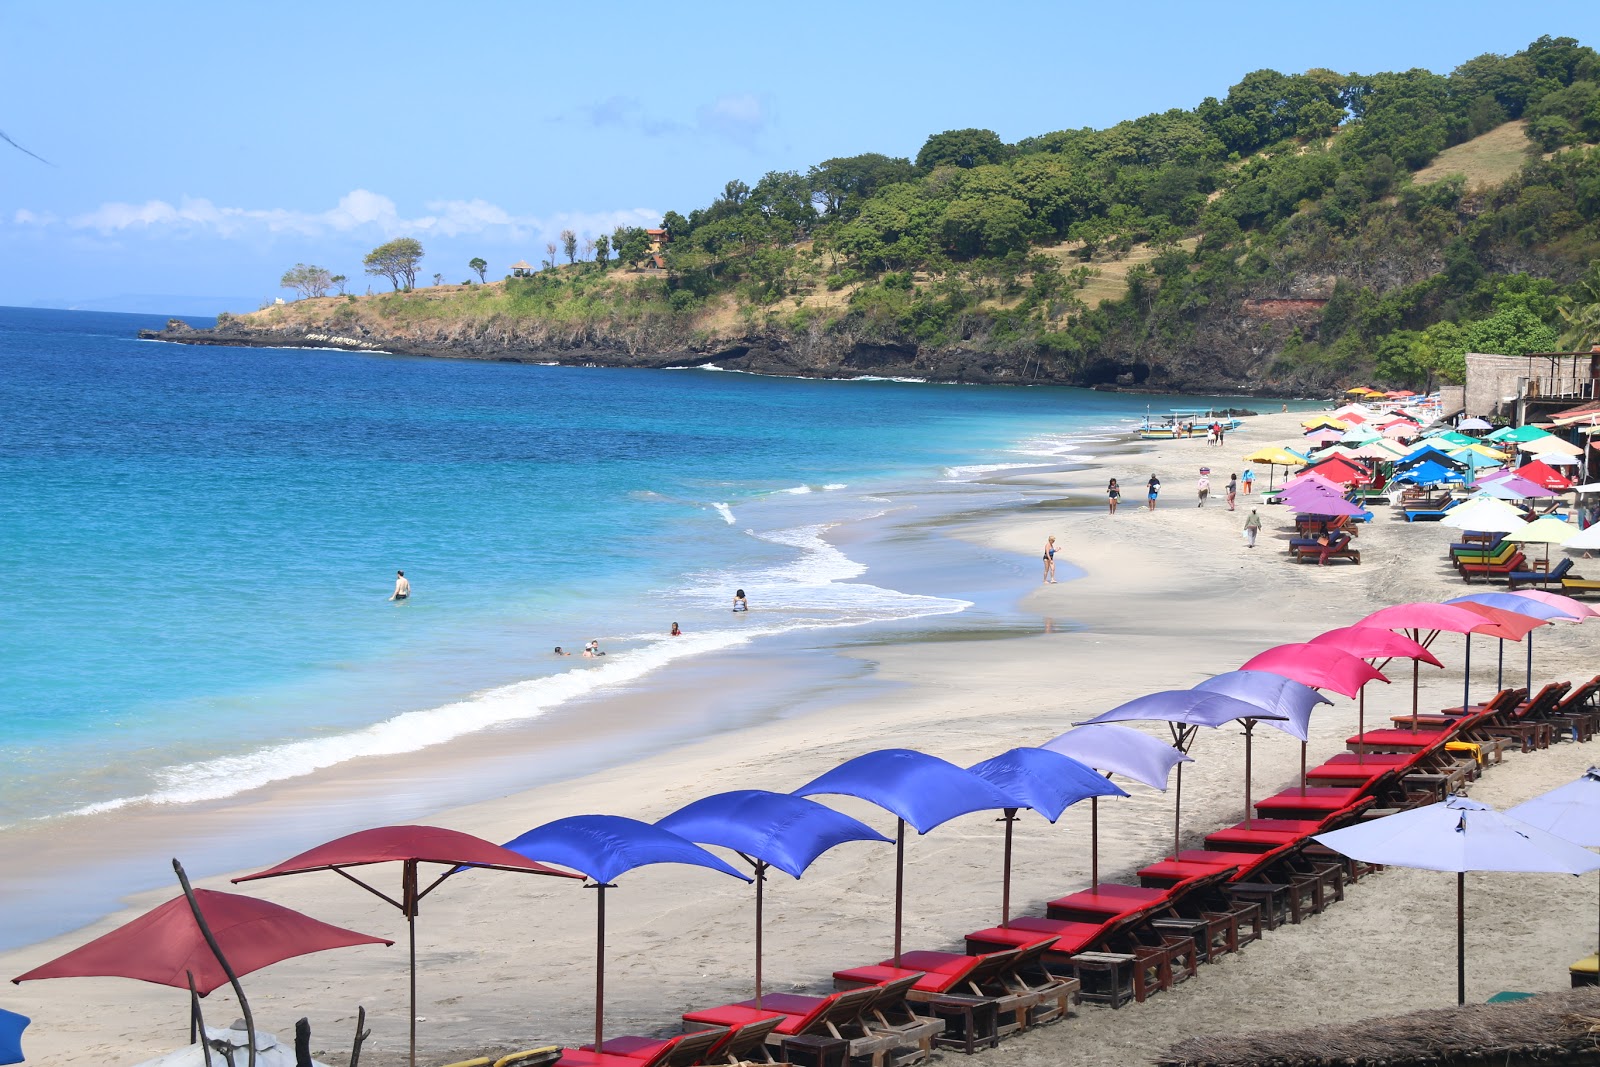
(1238, 644, 1388, 699)
(1309, 626, 1444, 666)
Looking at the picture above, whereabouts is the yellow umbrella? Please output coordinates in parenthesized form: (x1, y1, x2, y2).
(1301, 416, 1349, 430)
(1443, 442, 1510, 460)
(1245, 446, 1308, 491)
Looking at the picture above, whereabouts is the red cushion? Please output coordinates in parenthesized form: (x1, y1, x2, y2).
(561, 1053, 665, 1067)
(682, 1005, 794, 1034)
(583, 1038, 667, 1058)
(1347, 730, 1448, 748)
(835, 960, 954, 993)
(1138, 859, 1236, 883)
(1047, 887, 1163, 918)
(967, 918, 1102, 955)
(1259, 787, 1362, 807)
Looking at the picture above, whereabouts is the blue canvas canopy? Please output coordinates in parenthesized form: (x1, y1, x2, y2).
(1194, 671, 1332, 825)
(0, 1008, 27, 1066)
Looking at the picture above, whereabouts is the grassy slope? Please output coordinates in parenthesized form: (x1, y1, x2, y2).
(1412, 120, 1533, 190)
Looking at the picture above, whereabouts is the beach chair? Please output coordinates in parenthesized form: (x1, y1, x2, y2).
(1452, 540, 1519, 566)
(1291, 534, 1361, 565)
(681, 985, 903, 1067)
(570, 1028, 731, 1067)
(1507, 558, 1575, 590)
(1528, 675, 1600, 742)
(1458, 551, 1527, 582)
(1560, 577, 1600, 598)
(1042, 883, 1198, 998)
(497, 1051, 565, 1067)
(1573, 954, 1599, 988)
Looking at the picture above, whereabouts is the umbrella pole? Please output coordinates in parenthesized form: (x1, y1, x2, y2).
(1457, 872, 1466, 1006)
(173, 860, 256, 1067)
(1000, 808, 1017, 927)
(595, 883, 607, 1052)
(1411, 658, 1420, 732)
(1527, 631, 1534, 694)
(1090, 796, 1099, 890)
(893, 818, 906, 967)
(1243, 721, 1255, 829)
(754, 862, 766, 1008)
(404, 862, 418, 1067)
(1173, 760, 1184, 860)
(1463, 634, 1471, 715)
(1358, 688, 1367, 765)
(1300, 740, 1307, 797)
(1497, 639, 1504, 691)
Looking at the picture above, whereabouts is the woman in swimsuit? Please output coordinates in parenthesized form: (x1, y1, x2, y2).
(1042, 535, 1058, 583)
(732, 589, 748, 612)
(1107, 479, 1120, 515)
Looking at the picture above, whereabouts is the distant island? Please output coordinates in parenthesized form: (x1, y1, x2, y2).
(145, 35, 1600, 396)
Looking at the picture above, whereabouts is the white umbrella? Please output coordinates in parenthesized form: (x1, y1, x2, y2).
(1315, 796, 1600, 1004)
(1439, 497, 1527, 532)
(1518, 436, 1582, 456)
(1457, 417, 1493, 431)
(1507, 767, 1600, 958)
(1574, 482, 1600, 494)
(1534, 452, 1582, 467)
(1565, 523, 1600, 551)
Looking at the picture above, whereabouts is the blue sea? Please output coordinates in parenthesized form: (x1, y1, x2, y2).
(0, 306, 1249, 828)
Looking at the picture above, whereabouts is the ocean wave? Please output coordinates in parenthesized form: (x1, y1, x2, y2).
(941, 462, 1056, 479)
(67, 628, 759, 816)
(781, 485, 813, 494)
(712, 502, 735, 524)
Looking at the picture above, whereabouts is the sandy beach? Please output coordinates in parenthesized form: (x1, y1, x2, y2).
(5, 409, 1598, 1067)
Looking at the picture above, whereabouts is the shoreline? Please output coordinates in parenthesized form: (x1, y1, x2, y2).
(8, 409, 1597, 1067)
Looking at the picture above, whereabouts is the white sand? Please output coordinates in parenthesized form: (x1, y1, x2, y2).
(4, 411, 1598, 1067)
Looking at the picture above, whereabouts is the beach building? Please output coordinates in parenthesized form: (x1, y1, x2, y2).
(1462, 348, 1600, 423)
(509, 260, 534, 278)
(646, 228, 669, 269)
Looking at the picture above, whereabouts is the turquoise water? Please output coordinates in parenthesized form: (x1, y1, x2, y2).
(1, 306, 1242, 823)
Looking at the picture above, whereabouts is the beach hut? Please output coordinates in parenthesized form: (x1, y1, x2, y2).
(509, 260, 534, 277)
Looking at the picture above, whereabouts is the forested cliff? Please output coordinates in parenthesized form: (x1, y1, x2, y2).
(149, 35, 1600, 395)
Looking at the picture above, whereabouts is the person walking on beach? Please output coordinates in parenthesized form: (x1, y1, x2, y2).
(1042, 536, 1058, 583)
(1217, 423, 1226, 446)
(1206, 423, 1217, 447)
(1243, 509, 1262, 548)
(1226, 473, 1238, 511)
(1242, 468, 1255, 495)
(1196, 471, 1210, 507)
(1107, 478, 1120, 515)
(388, 570, 410, 601)
(1146, 474, 1161, 510)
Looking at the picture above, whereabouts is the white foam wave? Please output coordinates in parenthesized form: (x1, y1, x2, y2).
(712, 502, 735, 524)
(781, 485, 813, 494)
(69, 629, 758, 816)
(822, 483, 847, 491)
(942, 462, 1055, 479)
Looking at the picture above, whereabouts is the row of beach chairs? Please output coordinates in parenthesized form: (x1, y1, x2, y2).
(520, 679, 1600, 1067)
(1446, 532, 1591, 591)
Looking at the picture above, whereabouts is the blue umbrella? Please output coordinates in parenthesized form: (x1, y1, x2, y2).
(499, 815, 750, 1049)
(1194, 671, 1331, 819)
(1080, 691, 1286, 857)
(656, 790, 889, 1005)
(0, 1008, 28, 1066)
(967, 748, 1127, 924)
(794, 749, 1017, 963)
(1043, 724, 1192, 886)
(1446, 593, 1580, 691)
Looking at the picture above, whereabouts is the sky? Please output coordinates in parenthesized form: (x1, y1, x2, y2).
(2, 1, 1597, 315)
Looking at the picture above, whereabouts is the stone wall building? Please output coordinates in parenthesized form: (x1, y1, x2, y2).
(1462, 350, 1600, 423)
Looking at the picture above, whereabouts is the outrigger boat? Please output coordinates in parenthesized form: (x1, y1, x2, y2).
(1138, 407, 1243, 440)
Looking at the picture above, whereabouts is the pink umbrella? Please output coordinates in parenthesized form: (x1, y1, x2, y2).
(1304, 428, 1343, 445)
(1309, 627, 1445, 767)
(1356, 603, 1517, 726)
(1506, 590, 1600, 619)
(1238, 644, 1389, 698)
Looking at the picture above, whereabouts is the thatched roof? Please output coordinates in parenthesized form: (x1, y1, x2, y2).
(1159, 988, 1600, 1066)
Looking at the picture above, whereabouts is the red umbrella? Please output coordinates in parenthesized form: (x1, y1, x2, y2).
(1237, 644, 1388, 698)
(15, 863, 391, 1067)
(236, 826, 581, 1067)
(1309, 626, 1444, 765)
(13, 888, 390, 993)
(1355, 603, 1509, 726)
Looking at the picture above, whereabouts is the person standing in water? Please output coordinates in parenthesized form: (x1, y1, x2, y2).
(670, 622, 682, 636)
(732, 589, 748, 612)
(1042, 536, 1058, 583)
(389, 570, 410, 601)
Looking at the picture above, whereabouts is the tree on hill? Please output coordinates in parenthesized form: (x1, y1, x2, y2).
(363, 238, 424, 291)
(280, 263, 333, 299)
(331, 274, 348, 295)
(594, 234, 610, 268)
(612, 225, 651, 269)
(560, 229, 578, 264)
(915, 128, 1010, 170)
(469, 257, 488, 283)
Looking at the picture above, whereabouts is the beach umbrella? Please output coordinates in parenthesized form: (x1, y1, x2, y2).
(1042, 724, 1192, 886)
(1507, 767, 1600, 956)
(235, 825, 578, 1067)
(1304, 428, 1343, 445)
(1476, 477, 1555, 500)
(1237, 644, 1389, 699)
(1519, 438, 1583, 458)
(1567, 523, 1600, 551)
(793, 749, 1016, 964)
(1340, 426, 1381, 445)
(966, 748, 1127, 924)
(1445, 602, 1544, 711)
(498, 815, 748, 1050)
(1315, 796, 1600, 1004)
(1457, 417, 1493, 432)
(1077, 691, 1285, 859)
(1517, 459, 1575, 488)
(1244, 446, 1307, 491)
(1301, 416, 1348, 431)
(1446, 593, 1578, 690)
(1533, 452, 1582, 467)
(17, 863, 391, 1067)
(656, 790, 888, 1006)
(0, 1010, 25, 1066)
(1292, 496, 1368, 519)
(1505, 589, 1600, 619)
(1355, 603, 1505, 726)
(1382, 422, 1419, 439)
(1504, 515, 1577, 570)
(1193, 671, 1330, 821)
(1309, 627, 1444, 765)
(1440, 497, 1527, 532)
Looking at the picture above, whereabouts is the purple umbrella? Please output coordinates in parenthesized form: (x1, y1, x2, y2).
(1078, 691, 1286, 858)
(1193, 671, 1331, 822)
(1042, 724, 1193, 886)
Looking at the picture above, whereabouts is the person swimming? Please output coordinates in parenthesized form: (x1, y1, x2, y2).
(553, 646, 570, 656)
(732, 589, 748, 612)
(670, 622, 682, 636)
(389, 570, 409, 601)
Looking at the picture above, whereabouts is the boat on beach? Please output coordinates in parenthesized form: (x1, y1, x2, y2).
(1139, 408, 1244, 440)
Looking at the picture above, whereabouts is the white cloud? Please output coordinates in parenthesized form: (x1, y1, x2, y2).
(10, 189, 660, 245)
(568, 91, 774, 148)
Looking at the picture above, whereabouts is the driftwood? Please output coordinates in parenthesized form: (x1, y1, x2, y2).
(1158, 988, 1600, 1066)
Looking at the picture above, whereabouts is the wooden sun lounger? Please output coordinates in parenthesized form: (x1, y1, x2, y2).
(1459, 551, 1527, 583)
(1507, 558, 1576, 589)
(1529, 675, 1600, 742)
(571, 1028, 732, 1067)
(1561, 577, 1600, 598)
(682, 984, 908, 1067)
